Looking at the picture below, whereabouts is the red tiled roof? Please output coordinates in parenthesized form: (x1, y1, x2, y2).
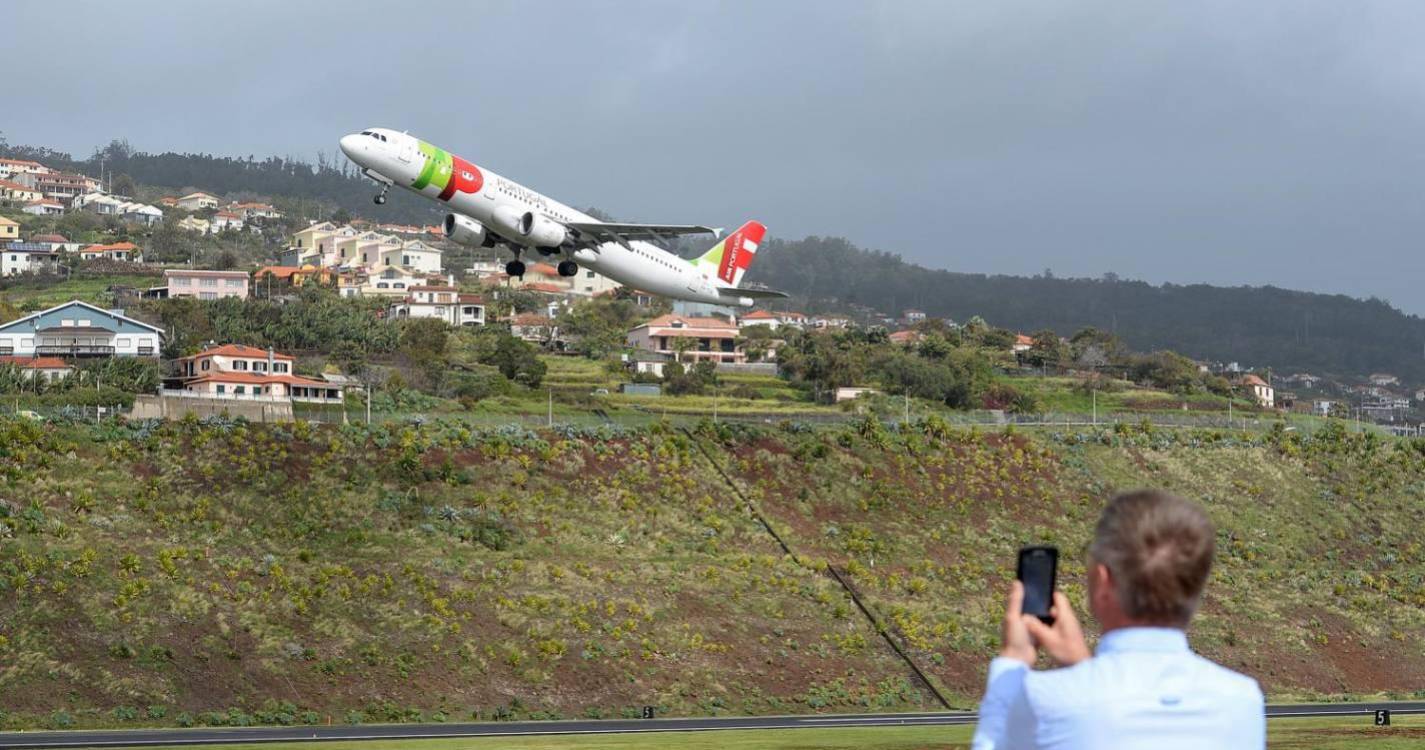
(522, 282, 572, 294)
(1015, 334, 1035, 346)
(83, 242, 138, 252)
(0, 178, 36, 192)
(181, 344, 295, 361)
(255, 266, 300, 279)
(30, 234, 68, 243)
(457, 294, 484, 304)
(742, 310, 777, 319)
(0, 356, 70, 369)
(640, 314, 738, 331)
(889, 330, 922, 343)
(511, 313, 553, 326)
(214, 211, 241, 220)
(1240, 374, 1270, 387)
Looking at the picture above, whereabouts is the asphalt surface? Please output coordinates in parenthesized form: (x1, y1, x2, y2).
(0, 703, 1421, 748)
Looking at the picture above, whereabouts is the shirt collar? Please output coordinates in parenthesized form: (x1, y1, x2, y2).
(1095, 627, 1190, 655)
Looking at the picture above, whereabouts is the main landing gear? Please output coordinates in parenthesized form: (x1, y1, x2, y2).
(506, 260, 526, 278)
(557, 260, 578, 277)
(373, 184, 389, 205)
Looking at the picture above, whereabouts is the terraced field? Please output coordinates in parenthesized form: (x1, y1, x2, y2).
(1, 416, 1422, 731)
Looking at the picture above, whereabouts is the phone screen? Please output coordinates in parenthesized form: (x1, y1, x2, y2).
(1018, 546, 1058, 623)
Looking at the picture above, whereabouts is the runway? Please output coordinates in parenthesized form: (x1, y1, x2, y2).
(0, 702, 1420, 748)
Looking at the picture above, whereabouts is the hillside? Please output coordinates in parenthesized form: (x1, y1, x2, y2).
(6, 137, 1424, 383)
(748, 236, 1425, 383)
(2, 417, 1423, 729)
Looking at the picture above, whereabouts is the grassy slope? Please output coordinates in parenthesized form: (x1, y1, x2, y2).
(1, 418, 1423, 731)
(0, 274, 164, 309)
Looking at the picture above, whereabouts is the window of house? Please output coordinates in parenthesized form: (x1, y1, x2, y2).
(201, 360, 210, 371)
(235, 386, 245, 394)
(254, 361, 267, 372)
(274, 362, 287, 373)
(217, 384, 226, 394)
(234, 360, 247, 370)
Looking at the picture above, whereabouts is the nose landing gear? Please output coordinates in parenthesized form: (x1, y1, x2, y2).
(373, 185, 389, 205)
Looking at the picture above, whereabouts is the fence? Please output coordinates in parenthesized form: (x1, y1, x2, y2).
(0, 401, 128, 423)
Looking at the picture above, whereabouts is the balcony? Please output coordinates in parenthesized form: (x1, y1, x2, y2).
(35, 344, 116, 357)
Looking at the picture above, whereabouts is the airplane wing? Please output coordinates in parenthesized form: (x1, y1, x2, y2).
(566, 221, 721, 248)
(717, 287, 788, 300)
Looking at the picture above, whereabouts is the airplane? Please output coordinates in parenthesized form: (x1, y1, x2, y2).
(337, 128, 785, 307)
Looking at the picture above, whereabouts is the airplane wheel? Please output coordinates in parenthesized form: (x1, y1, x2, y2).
(557, 260, 578, 277)
(506, 260, 526, 278)
(373, 194, 387, 205)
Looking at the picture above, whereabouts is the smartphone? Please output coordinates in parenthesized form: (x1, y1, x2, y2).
(1017, 546, 1058, 624)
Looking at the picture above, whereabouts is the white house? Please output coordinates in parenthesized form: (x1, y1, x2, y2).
(0, 355, 73, 381)
(79, 242, 142, 263)
(177, 216, 211, 233)
(739, 309, 781, 330)
(174, 344, 343, 404)
(22, 199, 65, 216)
(29, 234, 82, 253)
(176, 192, 220, 210)
(1239, 374, 1275, 408)
(210, 211, 245, 232)
(0, 300, 163, 358)
(388, 286, 485, 327)
(1, 246, 61, 276)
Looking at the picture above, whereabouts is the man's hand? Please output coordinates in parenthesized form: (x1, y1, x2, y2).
(1024, 591, 1091, 667)
(999, 581, 1037, 665)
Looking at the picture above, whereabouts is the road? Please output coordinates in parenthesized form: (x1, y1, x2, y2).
(0, 703, 1420, 748)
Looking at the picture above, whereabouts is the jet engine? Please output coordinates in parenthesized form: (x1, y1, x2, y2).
(443, 214, 493, 247)
(519, 211, 569, 248)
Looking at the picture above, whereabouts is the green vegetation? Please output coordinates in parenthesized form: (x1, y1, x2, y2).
(0, 273, 162, 313)
(750, 235, 1425, 382)
(2, 417, 1423, 731)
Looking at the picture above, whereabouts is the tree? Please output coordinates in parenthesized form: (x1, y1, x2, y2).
(485, 334, 546, 388)
(1024, 329, 1069, 369)
(111, 173, 137, 197)
(737, 325, 776, 363)
(669, 335, 695, 363)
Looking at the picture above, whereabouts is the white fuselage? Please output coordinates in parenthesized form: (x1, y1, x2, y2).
(339, 128, 745, 306)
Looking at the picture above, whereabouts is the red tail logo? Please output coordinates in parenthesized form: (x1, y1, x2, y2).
(717, 221, 766, 285)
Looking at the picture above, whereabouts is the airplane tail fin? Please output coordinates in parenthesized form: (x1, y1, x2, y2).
(692, 220, 766, 288)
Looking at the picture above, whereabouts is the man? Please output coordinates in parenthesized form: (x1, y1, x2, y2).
(971, 489, 1264, 749)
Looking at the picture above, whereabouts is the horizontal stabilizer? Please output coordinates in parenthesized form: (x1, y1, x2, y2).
(717, 287, 788, 300)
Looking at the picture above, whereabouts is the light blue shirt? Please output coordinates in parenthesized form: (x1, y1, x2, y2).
(971, 627, 1264, 750)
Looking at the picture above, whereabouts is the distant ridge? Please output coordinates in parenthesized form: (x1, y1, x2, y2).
(748, 236, 1425, 383)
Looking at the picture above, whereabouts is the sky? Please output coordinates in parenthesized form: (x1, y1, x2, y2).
(9, 1, 1425, 312)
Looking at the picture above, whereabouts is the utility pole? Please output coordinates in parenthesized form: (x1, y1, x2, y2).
(365, 381, 372, 424)
(547, 389, 553, 427)
(1092, 388, 1097, 425)
(903, 392, 909, 424)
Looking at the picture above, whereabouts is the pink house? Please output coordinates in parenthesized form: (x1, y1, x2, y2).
(165, 269, 250, 300)
(626, 314, 745, 364)
(175, 344, 342, 403)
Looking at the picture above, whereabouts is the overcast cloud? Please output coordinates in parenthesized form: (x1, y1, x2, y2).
(8, 1, 1425, 311)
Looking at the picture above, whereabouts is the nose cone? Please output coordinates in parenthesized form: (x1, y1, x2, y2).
(339, 133, 363, 161)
